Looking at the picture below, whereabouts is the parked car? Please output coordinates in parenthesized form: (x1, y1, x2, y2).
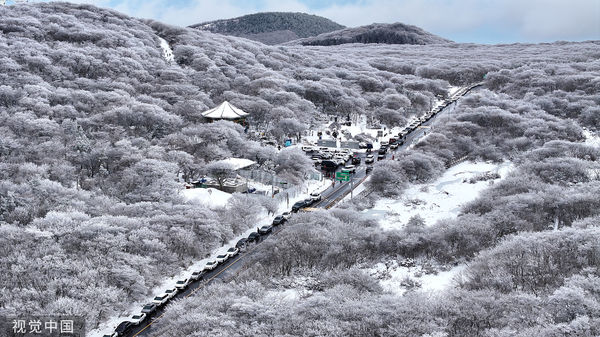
(310, 192, 322, 201)
(164, 287, 178, 299)
(226, 247, 239, 257)
(141, 303, 158, 315)
(378, 148, 387, 155)
(190, 271, 204, 281)
(216, 254, 228, 264)
(114, 321, 133, 336)
(390, 143, 399, 149)
(351, 156, 361, 165)
(258, 225, 273, 234)
(389, 138, 397, 144)
(175, 279, 190, 289)
(377, 154, 386, 160)
(281, 211, 292, 220)
(247, 232, 260, 242)
(320, 160, 339, 172)
(235, 238, 247, 248)
(365, 154, 374, 164)
(301, 146, 315, 152)
(342, 165, 356, 174)
(272, 215, 287, 225)
(366, 166, 374, 173)
(204, 260, 218, 271)
(129, 313, 146, 325)
(151, 294, 169, 306)
(292, 200, 308, 212)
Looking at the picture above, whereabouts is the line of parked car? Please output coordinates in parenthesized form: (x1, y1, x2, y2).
(103, 209, 302, 337)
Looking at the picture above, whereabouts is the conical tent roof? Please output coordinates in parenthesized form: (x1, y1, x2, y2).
(201, 101, 248, 120)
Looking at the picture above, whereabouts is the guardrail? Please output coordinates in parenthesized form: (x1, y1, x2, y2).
(445, 155, 469, 168)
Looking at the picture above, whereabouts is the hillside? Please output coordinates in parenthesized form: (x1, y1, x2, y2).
(1, 2, 600, 336)
(189, 12, 345, 45)
(287, 22, 452, 46)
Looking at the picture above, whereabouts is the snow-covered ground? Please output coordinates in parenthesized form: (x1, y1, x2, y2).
(363, 161, 514, 230)
(182, 187, 232, 209)
(583, 128, 600, 147)
(158, 37, 174, 63)
(369, 260, 466, 295)
(90, 177, 331, 337)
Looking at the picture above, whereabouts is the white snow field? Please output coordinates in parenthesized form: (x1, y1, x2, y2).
(363, 160, 514, 230)
(158, 36, 174, 63)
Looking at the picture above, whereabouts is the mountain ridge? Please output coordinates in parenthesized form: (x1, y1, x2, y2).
(190, 12, 345, 45)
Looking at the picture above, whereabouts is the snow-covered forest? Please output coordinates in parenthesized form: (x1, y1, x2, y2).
(1, 2, 599, 336)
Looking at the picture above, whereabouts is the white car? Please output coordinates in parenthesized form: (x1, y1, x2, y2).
(226, 247, 239, 258)
(175, 279, 190, 289)
(310, 192, 322, 201)
(380, 141, 389, 147)
(215, 254, 228, 264)
(342, 165, 356, 174)
(365, 155, 375, 164)
(164, 287, 178, 299)
(129, 313, 146, 325)
(204, 261, 218, 271)
(190, 270, 204, 281)
(301, 146, 314, 152)
(152, 293, 169, 306)
(282, 211, 291, 220)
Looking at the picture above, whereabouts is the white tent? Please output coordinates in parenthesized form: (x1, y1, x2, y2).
(201, 101, 248, 120)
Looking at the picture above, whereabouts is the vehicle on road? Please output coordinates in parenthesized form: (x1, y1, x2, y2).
(226, 247, 239, 257)
(342, 165, 356, 174)
(114, 321, 133, 336)
(152, 294, 169, 306)
(272, 215, 287, 225)
(204, 260, 218, 271)
(301, 146, 315, 152)
(175, 278, 190, 289)
(310, 192, 322, 201)
(365, 154, 374, 164)
(351, 156, 361, 165)
(191, 270, 204, 281)
(235, 238, 247, 248)
(258, 225, 273, 234)
(389, 138, 396, 144)
(247, 232, 260, 242)
(165, 287, 178, 299)
(216, 254, 229, 264)
(366, 166, 373, 173)
(377, 154, 385, 160)
(292, 200, 309, 212)
(129, 313, 146, 325)
(390, 143, 399, 150)
(380, 141, 389, 147)
(141, 303, 158, 315)
(281, 211, 291, 220)
(378, 148, 387, 155)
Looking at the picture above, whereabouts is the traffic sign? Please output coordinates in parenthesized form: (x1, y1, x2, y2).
(336, 172, 350, 181)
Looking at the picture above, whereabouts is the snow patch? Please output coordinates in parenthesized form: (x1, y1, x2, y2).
(368, 260, 466, 295)
(183, 187, 232, 209)
(363, 161, 514, 230)
(214, 157, 256, 170)
(583, 128, 600, 148)
(158, 37, 174, 63)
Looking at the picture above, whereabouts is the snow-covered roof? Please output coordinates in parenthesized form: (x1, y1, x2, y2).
(201, 101, 248, 120)
(214, 158, 256, 170)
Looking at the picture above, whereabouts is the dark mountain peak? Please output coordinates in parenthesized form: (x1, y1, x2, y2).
(286, 22, 452, 46)
(189, 12, 345, 45)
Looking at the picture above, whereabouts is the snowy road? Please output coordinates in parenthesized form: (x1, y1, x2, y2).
(118, 83, 481, 337)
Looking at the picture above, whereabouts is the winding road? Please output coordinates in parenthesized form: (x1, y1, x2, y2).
(119, 83, 482, 337)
